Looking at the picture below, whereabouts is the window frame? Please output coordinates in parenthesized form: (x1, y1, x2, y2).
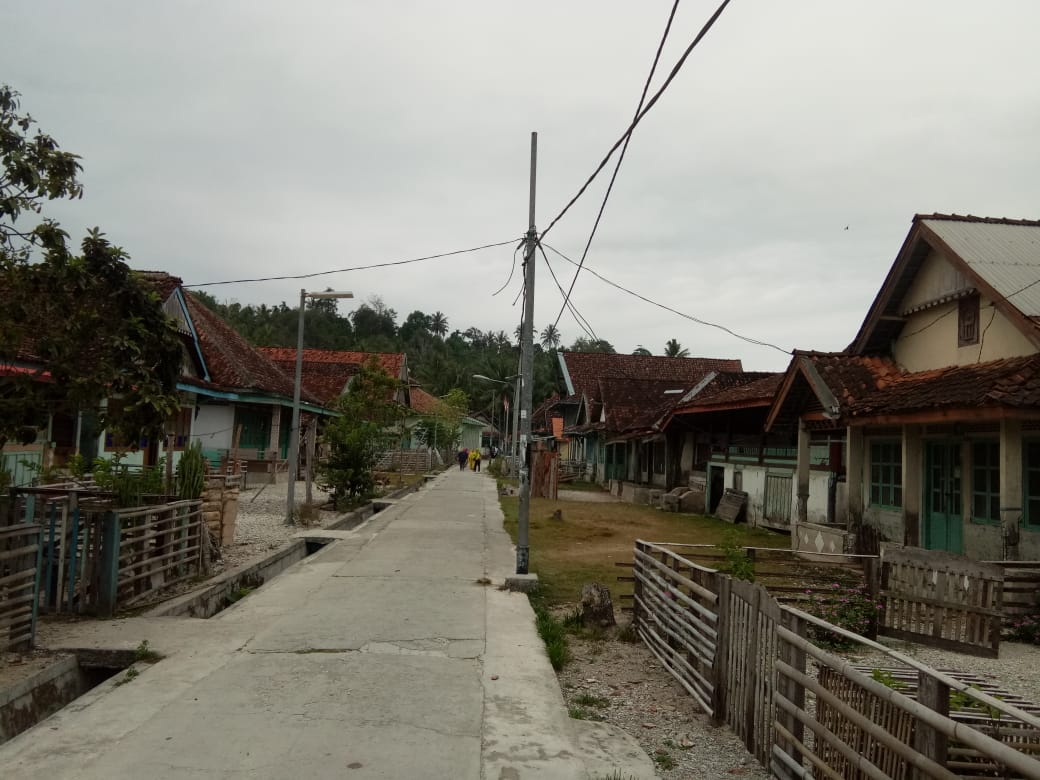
(970, 439, 1000, 525)
(869, 440, 903, 509)
(958, 295, 980, 347)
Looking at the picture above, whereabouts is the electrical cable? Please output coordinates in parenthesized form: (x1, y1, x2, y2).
(183, 238, 520, 288)
(542, 242, 790, 354)
(540, 0, 734, 243)
(492, 240, 526, 297)
(550, 0, 682, 331)
(538, 243, 598, 341)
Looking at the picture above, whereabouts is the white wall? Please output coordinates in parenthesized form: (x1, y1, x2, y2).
(193, 405, 234, 450)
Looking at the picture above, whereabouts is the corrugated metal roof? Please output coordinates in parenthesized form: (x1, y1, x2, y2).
(922, 217, 1040, 316)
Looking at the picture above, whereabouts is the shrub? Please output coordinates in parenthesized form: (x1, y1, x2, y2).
(718, 533, 755, 582)
(1004, 612, 1040, 644)
(803, 581, 882, 648)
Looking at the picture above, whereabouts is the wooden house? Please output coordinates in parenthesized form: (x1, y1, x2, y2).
(767, 214, 1040, 559)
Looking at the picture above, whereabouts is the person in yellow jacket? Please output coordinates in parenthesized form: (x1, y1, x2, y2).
(468, 448, 478, 471)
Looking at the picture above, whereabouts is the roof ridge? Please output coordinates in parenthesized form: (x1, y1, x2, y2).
(915, 213, 1040, 228)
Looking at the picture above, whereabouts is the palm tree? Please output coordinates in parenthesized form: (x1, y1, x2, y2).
(664, 339, 689, 358)
(632, 345, 652, 356)
(430, 311, 448, 337)
(539, 323, 561, 350)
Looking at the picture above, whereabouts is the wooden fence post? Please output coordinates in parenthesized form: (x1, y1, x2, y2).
(776, 610, 806, 773)
(632, 542, 644, 633)
(711, 573, 731, 726)
(913, 671, 949, 777)
(29, 524, 43, 648)
(66, 492, 80, 612)
(744, 584, 762, 742)
(97, 511, 121, 617)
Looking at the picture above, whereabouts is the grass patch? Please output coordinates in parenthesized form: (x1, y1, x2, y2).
(499, 494, 784, 606)
(653, 750, 677, 770)
(134, 640, 163, 663)
(574, 692, 610, 708)
(531, 596, 570, 670)
(559, 480, 607, 493)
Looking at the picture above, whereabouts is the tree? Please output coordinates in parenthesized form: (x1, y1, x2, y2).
(568, 337, 616, 354)
(0, 86, 84, 263)
(632, 345, 652, 356)
(430, 311, 448, 337)
(318, 360, 405, 503)
(664, 339, 689, 358)
(414, 387, 469, 454)
(0, 87, 182, 449)
(539, 323, 561, 350)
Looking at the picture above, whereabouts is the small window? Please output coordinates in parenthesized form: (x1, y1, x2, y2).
(958, 295, 980, 347)
(869, 441, 902, 508)
(971, 441, 1000, 524)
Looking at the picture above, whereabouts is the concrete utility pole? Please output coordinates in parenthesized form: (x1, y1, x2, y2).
(517, 131, 537, 575)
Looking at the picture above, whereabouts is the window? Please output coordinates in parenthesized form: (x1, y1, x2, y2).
(1025, 442, 1040, 528)
(869, 441, 902, 508)
(958, 295, 980, 347)
(653, 441, 666, 475)
(972, 441, 1000, 524)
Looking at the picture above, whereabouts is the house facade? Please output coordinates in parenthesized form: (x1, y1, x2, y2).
(767, 214, 1040, 559)
(550, 351, 743, 486)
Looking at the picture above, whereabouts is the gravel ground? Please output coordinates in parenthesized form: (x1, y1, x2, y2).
(556, 621, 1040, 779)
(217, 480, 338, 571)
(559, 626, 769, 779)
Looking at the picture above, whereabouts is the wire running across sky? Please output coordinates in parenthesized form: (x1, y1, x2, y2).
(182, 239, 520, 288)
(549, 0, 683, 333)
(542, 242, 791, 354)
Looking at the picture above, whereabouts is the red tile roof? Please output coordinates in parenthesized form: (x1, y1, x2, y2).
(848, 354, 1040, 417)
(409, 386, 448, 415)
(675, 372, 783, 413)
(258, 349, 406, 406)
(560, 352, 742, 400)
(182, 293, 317, 401)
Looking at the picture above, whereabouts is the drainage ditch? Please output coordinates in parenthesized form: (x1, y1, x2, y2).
(0, 650, 133, 745)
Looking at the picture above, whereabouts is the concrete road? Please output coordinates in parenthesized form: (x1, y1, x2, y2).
(1, 469, 653, 779)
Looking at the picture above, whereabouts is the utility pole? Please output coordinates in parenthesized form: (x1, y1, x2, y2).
(517, 131, 537, 575)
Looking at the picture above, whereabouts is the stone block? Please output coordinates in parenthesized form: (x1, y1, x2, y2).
(679, 489, 705, 514)
(648, 489, 665, 508)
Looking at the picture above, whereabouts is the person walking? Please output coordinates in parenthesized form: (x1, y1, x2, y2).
(457, 448, 468, 471)
(474, 449, 482, 472)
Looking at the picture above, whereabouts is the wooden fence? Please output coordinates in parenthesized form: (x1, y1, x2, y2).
(0, 523, 42, 651)
(1, 489, 205, 620)
(100, 500, 205, 615)
(632, 540, 1040, 779)
(878, 547, 1004, 657)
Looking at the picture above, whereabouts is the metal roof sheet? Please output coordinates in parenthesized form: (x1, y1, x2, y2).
(922, 217, 1040, 316)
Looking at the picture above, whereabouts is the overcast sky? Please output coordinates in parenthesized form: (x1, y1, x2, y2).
(4, 1, 1038, 371)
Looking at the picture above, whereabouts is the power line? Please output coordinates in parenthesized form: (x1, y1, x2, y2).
(551, 0, 682, 332)
(492, 240, 525, 297)
(537, 243, 598, 342)
(540, 0, 734, 243)
(542, 242, 790, 354)
(183, 239, 520, 288)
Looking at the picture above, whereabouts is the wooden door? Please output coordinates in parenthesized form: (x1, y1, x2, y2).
(924, 442, 963, 553)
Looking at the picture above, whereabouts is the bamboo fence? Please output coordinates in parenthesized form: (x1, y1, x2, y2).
(631, 540, 1040, 779)
(0, 523, 41, 651)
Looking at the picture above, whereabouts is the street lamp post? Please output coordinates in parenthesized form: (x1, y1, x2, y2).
(286, 289, 353, 525)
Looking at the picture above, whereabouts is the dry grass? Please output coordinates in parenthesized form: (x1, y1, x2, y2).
(499, 493, 786, 605)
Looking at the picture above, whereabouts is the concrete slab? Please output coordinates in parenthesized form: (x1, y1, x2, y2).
(1, 470, 652, 779)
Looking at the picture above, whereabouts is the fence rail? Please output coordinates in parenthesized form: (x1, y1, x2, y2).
(631, 540, 1040, 779)
(0, 523, 42, 651)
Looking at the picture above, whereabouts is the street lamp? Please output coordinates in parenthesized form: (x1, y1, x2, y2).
(286, 289, 354, 525)
(473, 374, 521, 468)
